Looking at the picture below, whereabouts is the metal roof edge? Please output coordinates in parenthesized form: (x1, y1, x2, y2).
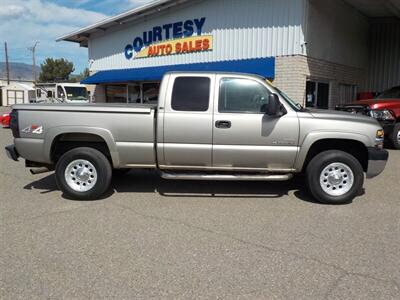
(56, 0, 177, 42)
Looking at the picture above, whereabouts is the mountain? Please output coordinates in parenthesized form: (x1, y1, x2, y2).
(0, 62, 40, 81)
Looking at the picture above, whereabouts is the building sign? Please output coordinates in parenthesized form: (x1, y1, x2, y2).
(135, 35, 212, 58)
(124, 17, 210, 59)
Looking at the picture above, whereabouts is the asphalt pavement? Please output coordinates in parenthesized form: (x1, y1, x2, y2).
(0, 107, 399, 299)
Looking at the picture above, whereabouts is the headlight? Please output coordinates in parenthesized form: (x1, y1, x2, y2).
(369, 109, 395, 121)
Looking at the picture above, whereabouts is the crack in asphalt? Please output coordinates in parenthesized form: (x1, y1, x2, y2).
(111, 201, 400, 297)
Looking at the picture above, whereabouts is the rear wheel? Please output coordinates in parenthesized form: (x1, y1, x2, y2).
(306, 150, 364, 204)
(390, 123, 400, 150)
(55, 147, 112, 200)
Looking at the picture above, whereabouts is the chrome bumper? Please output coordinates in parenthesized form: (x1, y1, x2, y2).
(366, 147, 388, 179)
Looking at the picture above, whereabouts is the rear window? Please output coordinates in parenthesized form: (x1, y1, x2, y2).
(171, 77, 210, 111)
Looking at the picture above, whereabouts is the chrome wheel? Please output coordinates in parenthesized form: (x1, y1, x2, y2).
(397, 129, 400, 143)
(64, 159, 97, 192)
(319, 162, 354, 196)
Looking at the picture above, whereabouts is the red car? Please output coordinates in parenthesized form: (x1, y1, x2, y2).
(0, 113, 11, 128)
(336, 86, 400, 149)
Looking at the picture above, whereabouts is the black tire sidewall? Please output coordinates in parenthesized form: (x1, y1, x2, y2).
(306, 150, 364, 204)
(391, 123, 400, 150)
(55, 147, 112, 200)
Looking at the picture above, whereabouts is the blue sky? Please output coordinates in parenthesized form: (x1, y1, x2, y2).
(0, 0, 153, 73)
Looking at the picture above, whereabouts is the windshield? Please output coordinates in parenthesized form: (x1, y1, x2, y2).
(273, 85, 303, 111)
(377, 86, 400, 99)
(64, 86, 88, 101)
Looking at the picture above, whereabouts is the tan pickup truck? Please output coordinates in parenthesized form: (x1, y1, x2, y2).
(6, 72, 388, 204)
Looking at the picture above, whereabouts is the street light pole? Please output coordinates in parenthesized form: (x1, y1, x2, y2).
(28, 41, 39, 83)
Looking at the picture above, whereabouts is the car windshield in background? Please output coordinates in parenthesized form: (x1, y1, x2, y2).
(65, 87, 88, 101)
(377, 86, 400, 99)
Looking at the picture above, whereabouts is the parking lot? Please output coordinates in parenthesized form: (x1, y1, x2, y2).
(0, 108, 399, 299)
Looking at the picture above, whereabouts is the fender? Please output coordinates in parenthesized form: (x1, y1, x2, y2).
(294, 131, 371, 171)
(43, 126, 120, 167)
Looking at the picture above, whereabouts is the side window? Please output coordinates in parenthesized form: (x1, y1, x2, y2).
(171, 77, 210, 111)
(219, 78, 271, 113)
(57, 86, 64, 98)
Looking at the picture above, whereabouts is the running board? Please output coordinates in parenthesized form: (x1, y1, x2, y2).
(160, 172, 293, 181)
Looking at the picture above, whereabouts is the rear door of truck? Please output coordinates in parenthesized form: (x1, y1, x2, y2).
(161, 73, 216, 168)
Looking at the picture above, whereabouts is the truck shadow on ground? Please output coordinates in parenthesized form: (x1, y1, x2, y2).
(24, 169, 361, 204)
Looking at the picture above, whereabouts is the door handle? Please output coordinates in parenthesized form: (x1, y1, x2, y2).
(215, 120, 231, 129)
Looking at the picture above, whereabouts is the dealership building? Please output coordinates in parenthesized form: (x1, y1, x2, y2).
(59, 0, 400, 109)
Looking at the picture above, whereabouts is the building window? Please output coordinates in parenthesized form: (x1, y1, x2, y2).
(219, 78, 271, 113)
(306, 80, 330, 109)
(128, 84, 140, 103)
(105, 82, 161, 104)
(171, 77, 210, 111)
(142, 82, 160, 104)
(106, 85, 127, 103)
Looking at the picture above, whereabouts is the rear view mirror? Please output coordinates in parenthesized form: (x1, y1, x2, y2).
(266, 93, 281, 116)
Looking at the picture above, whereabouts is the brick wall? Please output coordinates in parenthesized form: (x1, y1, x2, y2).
(273, 55, 366, 108)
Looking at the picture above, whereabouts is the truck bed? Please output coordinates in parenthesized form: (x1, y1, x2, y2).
(12, 103, 157, 168)
(13, 103, 157, 114)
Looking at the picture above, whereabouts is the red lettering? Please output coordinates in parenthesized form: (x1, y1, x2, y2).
(203, 39, 210, 50)
(182, 41, 189, 52)
(166, 44, 173, 54)
(195, 39, 202, 51)
(175, 42, 182, 53)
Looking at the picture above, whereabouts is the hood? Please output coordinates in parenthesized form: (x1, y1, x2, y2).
(307, 108, 378, 125)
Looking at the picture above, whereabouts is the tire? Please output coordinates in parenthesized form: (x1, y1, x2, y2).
(306, 150, 364, 205)
(390, 123, 400, 150)
(55, 147, 112, 200)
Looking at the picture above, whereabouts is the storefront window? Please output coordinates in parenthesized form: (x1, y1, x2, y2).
(128, 84, 141, 103)
(142, 82, 160, 104)
(106, 85, 127, 103)
(105, 82, 160, 104)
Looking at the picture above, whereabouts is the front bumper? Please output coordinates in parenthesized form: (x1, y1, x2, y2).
(5, 145, 19, 161)
(380, 122, 395, 137)
(366, 147, 388, 179)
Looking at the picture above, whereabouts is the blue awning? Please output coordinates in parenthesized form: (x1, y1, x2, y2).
(81, 57, 275, 84)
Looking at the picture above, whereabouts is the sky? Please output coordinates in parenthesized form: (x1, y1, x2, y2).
(0, 0, 153, 73)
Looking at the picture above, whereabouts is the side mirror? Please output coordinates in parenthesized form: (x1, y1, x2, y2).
(266, 93, 281, 116)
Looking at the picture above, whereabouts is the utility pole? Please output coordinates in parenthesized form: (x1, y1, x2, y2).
(4, 42, 10, 85)
(28, 41, 39, 83)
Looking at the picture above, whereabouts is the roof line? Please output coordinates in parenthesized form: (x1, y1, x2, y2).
(56, 0, 175, 42)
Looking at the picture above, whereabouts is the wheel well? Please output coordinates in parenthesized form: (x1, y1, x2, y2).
(302, 139, 368, 172)
(51, 133, 112, 163)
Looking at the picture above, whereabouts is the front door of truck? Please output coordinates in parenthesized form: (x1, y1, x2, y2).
(162, 74, 215, 169)
(212, 75, 299, 171)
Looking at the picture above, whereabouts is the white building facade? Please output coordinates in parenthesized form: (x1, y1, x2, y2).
(59, 0, 400, 109)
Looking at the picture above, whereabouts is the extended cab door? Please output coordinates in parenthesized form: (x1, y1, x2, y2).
(161, 74, 215, 169)
(212, 75, 299, 171)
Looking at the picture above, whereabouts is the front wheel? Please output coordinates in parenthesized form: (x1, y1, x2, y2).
(390, 123, 400, 150)
(306, 150, 364, 204)
(55, 147, 112, 200)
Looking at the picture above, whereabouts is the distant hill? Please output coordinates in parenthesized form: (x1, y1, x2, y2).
(0, 62, 40, 81)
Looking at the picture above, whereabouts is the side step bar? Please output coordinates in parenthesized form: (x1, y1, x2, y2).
(161, 172, 293, 181)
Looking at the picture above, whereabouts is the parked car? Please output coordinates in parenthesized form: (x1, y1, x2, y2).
(336, 86, 400, 149)
(5, 72, 388, 204)
(0, 113, 10, 128)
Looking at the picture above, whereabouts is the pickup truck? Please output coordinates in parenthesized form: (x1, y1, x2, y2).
(336, 86, 400, 149)
(5, 72, 388, 204)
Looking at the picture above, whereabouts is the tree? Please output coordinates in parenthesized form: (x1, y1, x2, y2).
(72, 68, 90, 82)
(39, 58, 74, 82)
